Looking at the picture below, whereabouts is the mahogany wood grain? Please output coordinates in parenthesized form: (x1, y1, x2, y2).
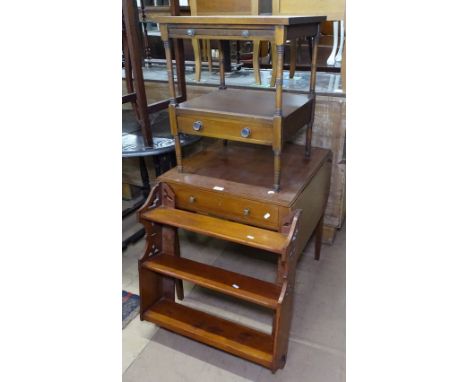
(143, 254, 281, 308)
(141, 206, 289, 254)
(166, 181, 280, 230)
(168, 27, 275, 41)
(137, 179, 315, 371)
(156, 15, 325, 189)
(143, 299, 274, 367)
(157, 142, 332, 256)
(159, 142, 330, 207)
(149, 15, 326, 25)
(176, 112, 273, 145)
(177, 88, 310, 120)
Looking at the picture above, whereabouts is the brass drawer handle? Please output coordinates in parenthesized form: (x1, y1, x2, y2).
(241, 30, 249, 38)
(189, 196, 196, 203)
(193, 121, 203, 131)
(187, 29, 195, 37)
(240, 127, 251, 138)
(243, 208, 250, 216)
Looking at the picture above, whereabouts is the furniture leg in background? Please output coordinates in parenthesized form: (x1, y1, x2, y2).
(335, 20, 344, 62)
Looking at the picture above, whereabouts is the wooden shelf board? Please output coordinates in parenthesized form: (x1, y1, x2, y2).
(141, 207, 288, 254)
(177, 88, 310, 121)
(143, 299, 274, 367)
(143, 254, 281, 309)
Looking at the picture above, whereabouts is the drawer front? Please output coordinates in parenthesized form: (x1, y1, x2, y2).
(177, 114, 273, 146)
(169, 183, 279, 230)
(169, 27, 274, 40)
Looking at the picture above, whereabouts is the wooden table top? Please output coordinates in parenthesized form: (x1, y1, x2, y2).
(159, 141, 331, 207)
(152, 15, 326, 26)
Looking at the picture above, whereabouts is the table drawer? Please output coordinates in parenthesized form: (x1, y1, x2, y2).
(177, 114, 273, 146)
(169, 27, 274, 40)
(169, 183, 279, 230)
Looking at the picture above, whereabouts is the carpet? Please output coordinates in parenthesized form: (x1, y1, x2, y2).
(122, 290, 140, 329)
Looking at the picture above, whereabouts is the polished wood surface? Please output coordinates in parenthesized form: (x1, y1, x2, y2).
(176, 88, 313, 147)
(143, 299, 275, 367)
(166, 181, 280, 230)
(155, 16, 325, 191)
(178, 88, 309, 120)
(138, 13, 333, 372)
(138, 179, 309, 371)
(149, 15, 326, 25)
(141, 206, 289, 254)
(177, 113, 274, 145)
(158, 141, 332, 255)
(138, 200, 301, 372)
(159, 141, 330, 207)
(143, 254, 281, 308)
(272, 0, 345, 20)
(157, 15, 324, 190)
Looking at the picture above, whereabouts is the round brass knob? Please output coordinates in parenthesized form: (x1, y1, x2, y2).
(193, 121, 203, 131)
(187, 29, 195, 36)
(189, 196, 196, 203)
(240, 127, 251, 138)
(243, 208, 250, 216)
(242, 30, 250, 38)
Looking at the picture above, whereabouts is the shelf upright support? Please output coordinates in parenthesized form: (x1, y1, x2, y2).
(305, 24, 321, 158)
(273, 25, 285, 192)
(218, 40, 227, 90)
(161, 23, 183, 172)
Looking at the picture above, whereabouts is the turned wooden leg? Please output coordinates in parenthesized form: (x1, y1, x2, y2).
(174, 134, 183, 172)
(314, 214, 324, 261)
(272, 41, 284, 191)
(270, 43, 277, 87)
(192, 39, 202, 81)
(168, 104, 183, 172)
(289, 39, 297, 79)
(253, 40, 261, 85)
(274, 149, 281, 192)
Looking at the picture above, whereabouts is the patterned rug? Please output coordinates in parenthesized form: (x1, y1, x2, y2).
(122, 291, 140, 329)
